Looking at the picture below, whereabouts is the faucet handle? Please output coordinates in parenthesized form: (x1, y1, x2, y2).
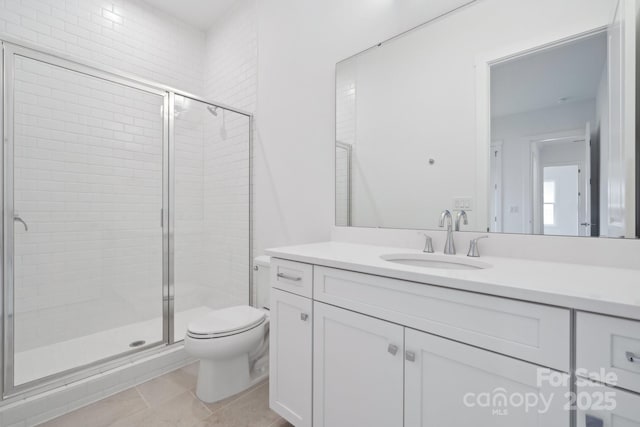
(420, 233, 434, 253)
(467, 235, 488, 258)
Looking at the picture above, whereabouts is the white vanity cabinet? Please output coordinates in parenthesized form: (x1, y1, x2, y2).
(313, 302, 404, 427)
(268, 253, 639, 427)
(405, 328, 570, 426)
(312, 300, 570, 427)
(269, 287, 313, 427)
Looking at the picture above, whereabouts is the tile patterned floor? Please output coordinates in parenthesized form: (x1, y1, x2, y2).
(38, 363, 291, 427)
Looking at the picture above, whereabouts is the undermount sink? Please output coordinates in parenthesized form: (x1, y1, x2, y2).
(381, 254, 491, 270)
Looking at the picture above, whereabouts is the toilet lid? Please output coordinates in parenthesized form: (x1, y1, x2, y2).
(187, 306, 266, 337)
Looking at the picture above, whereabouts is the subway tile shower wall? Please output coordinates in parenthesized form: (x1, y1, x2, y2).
(203, 0, 258, 301)
(0, 0, 205, 94)
(204, 0, 257, 113)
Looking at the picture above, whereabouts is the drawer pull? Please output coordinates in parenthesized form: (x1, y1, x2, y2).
(625, 351, 640, 364)
(277, 273, 302, 282)
(387, 344, 399, 356)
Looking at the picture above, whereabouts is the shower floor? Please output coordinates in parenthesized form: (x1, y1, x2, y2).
(14, 306, 212, 386)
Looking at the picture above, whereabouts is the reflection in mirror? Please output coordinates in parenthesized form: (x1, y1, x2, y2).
(489, 32, 607, 237)
(335, 0, 637, 238)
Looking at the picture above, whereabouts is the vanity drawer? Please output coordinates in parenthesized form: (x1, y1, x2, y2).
(271, 258, 313, 298)
(313, 266, 571, 371)
(576, 312, 640, 394)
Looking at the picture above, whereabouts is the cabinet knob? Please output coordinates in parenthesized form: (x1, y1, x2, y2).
(300, 313, 309, 321)
(405, 351, 416, 362)
(586, 415, 603, 427)
(387, 344, 399, 356)
(626, 351, 639, 364)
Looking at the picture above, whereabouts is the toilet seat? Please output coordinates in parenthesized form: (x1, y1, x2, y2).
(187, 306, 266, 340)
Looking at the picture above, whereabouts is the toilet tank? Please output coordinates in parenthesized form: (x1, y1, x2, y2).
(254, 256, 271, 310)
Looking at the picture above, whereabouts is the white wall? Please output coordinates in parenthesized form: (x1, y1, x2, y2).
(254, 0, 480, 255)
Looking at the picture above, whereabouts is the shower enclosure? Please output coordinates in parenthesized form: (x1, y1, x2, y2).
(0, 40, 252, 397)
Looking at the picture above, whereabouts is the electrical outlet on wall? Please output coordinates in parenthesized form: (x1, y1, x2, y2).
(453, 198, 473, 211)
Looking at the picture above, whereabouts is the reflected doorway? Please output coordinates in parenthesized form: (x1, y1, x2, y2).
(542, 165, 580, 236)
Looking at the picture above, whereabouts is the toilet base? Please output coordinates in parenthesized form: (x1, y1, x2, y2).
(196, 354, 251, 403)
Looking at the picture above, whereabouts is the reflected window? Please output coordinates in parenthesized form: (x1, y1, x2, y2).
(543, 181, 556, 225)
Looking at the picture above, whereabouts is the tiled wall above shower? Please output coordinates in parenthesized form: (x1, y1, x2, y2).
(0, 0, 205, 94)
(204, 0, 257, 113)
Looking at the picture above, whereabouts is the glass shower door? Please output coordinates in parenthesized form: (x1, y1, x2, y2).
(4, 47, 168, 390)
(172, 95, 251, 342)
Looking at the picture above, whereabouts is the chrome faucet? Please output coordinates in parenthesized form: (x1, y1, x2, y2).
(455, 210, 468, 231)
(439, 210, 455, 255)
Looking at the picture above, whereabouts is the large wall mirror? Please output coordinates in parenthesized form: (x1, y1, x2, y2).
(335, 0, 638, 238)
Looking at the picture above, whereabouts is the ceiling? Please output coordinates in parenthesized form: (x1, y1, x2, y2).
(491, 32, 607, 118)
(142, 0, 238, 30)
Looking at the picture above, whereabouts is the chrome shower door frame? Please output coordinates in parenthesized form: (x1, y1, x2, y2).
(1, 42, 171, 398)
(0, 35, 254, 401)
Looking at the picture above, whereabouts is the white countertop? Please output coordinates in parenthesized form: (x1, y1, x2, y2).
(265, 241, 640, 319)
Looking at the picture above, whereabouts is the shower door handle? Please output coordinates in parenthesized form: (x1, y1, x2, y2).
(14, 214, 28, 231)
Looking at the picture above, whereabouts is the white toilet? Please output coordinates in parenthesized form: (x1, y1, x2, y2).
(184, 256, 271, 403)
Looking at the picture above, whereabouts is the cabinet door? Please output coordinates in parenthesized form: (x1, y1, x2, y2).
(313, 302, 404, 427)
(404, 329, 570, 427)
(577, 382, 640, 427)
(269, 289, 312, 427)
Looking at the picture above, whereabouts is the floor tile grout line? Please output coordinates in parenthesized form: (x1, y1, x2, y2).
(187, 390, 214, 417)
(133, 385, 152, 409)
(38, 367, 277, 427)
(201, 379, 267, 415)
(266, 417, 288, 427)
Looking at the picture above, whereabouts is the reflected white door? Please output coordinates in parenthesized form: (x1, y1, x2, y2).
(543, 165, 580, 236)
